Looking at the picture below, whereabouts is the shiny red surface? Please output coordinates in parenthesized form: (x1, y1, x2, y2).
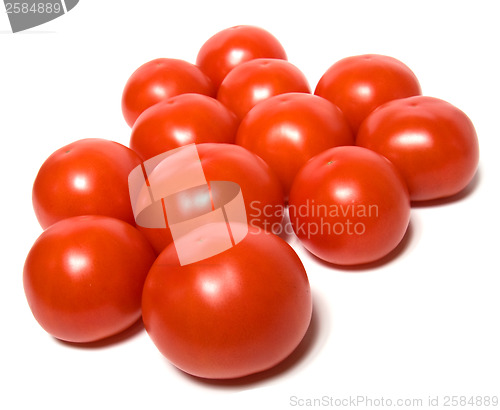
(196, 25, 287, 89)
(122, 58, 215, 127)
(130, 93, 238, 161)
(23, 216, 156, 343)
(315, 54, 421, 134)
(289, 146, 411, 265)
(356, 96, 479, 201)
(142, 225, 312, 379)
(32, 138, 142, 229)
(136, 143, 285, 254)
(236, 93, 353, 197)
(217, 58, 310, 121)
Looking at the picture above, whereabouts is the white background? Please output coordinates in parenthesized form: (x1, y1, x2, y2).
(1, 1, 499, 409)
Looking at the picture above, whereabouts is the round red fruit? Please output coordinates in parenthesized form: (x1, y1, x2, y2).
(23, 216, 156, 343)
(122, 58, 215, 127)
(196, 25, 287, 89)
(217, 58, 310, 121)
(130, 93, 238, 161)
(236, 93, 353, 197)
(32, 138, 142, 229)
(315, 54, 421, 134)
(356, 96, 479, 201)
(142, 225, 312, 379)
(289, 146, 411, 265)
(136, 143, 285, 254)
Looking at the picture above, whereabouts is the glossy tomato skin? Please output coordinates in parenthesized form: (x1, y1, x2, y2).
(356, 96, 479, 201)
(289, 146, 410, 265)
(130, 93, 239, 161)
(315, 54, 421, 134)
(32, 138, 142, 230)
(23, 216, 156, 343)
(142, 225, 312, 379)
(122, 58, 215, 127)
(196, 25, 287, 89)
(236, 93, 354, 197)
(198, 144, 285, 230)
(136, 143, 285, 254)
(217, 58, 310, 121)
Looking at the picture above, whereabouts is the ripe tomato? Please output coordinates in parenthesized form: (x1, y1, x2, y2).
(23, 216, 156, 343)
(122, 58, 215, 127)
(32, 138, 142, 230)
(236, 93, 354, 197)
(356, 96, 480, 201)
(129, 93, 239, 161)
(136, 143, 285, 254)
(217, 58, 310, 121)
(315, 54, 421, 134)
(196, 25, 287, 89)
(142, 224, 312, 379)
(289, 146, 410, 265)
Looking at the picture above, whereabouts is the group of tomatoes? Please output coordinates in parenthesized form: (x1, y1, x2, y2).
(23, 26, 479, 380)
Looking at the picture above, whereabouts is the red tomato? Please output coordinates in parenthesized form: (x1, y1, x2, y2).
(196, 25, 287, 89)
(217, 58, 310, 121)
(32, 138, 142, 230)
(136, 143, 285, 254)
(356, 96, 479, 201)
(289, 146, 410, 265)
(315, 54, 421, 134)
(122, 58, 215, 127)
(129, 93, 238, 161)
(23, 216, 156, 343)
(142, 225, 312, 379)
(236, 93, 354, 197)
